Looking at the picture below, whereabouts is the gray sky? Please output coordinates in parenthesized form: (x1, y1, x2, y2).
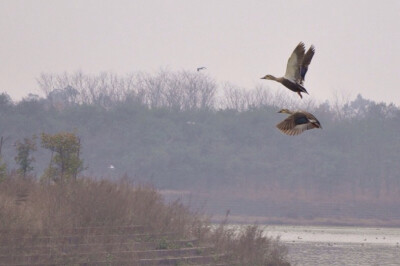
(1, 0, 399, 104)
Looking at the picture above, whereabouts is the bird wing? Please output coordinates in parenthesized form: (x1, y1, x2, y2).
(284, 42, 305, 82)
(276, 123, 306, 135)
(276, 114, 305, 135)
(276, 112, 316, 136)
(299, 45, 315, 85)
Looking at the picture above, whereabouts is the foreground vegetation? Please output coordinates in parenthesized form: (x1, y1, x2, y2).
(0, 174, 289, 265)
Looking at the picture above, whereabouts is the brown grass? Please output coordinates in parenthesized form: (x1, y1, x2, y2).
(0, 174, 290, 265)
(213, 221, 289, 266)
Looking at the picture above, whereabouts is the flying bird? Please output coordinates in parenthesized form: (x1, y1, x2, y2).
(276, 109, 322, 136)
(261, 42, 315, 99)
(197, 67, 206, 71)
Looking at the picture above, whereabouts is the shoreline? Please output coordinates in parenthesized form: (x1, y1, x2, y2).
(210, 215, 400, 228)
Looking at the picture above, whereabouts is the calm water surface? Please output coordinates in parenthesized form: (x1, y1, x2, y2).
(264, 225, 400, 266)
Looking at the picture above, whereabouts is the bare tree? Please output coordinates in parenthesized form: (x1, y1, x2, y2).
(330, 89, 352, 120)
(221, 84, 274, 111)
(222, 83, 249, 111)
(179, 71, 217, 110)
(37, 73, 56, 98)
(37, 69, 217, 110)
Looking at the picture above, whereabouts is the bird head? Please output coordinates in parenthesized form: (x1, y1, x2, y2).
(277, 109, 292, 114)
(260, 74, 275, 80)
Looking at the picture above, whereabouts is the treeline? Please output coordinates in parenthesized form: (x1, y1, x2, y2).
(36, 70, 318, 112)
(37, 70, 217, 110)
(1, 70, 399, 201)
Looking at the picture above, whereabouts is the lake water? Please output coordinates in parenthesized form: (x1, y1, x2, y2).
(264, 225, 400, 266)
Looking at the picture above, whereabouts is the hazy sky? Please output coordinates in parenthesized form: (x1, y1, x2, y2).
(1, 0, 399, 104)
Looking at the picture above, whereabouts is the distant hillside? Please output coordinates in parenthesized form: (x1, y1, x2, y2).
(1, 70, 400, 225)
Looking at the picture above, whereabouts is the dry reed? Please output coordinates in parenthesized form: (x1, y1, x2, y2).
(0, 174, 289, 265)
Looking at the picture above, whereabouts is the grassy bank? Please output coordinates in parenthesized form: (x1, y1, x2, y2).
(0, 175, 289, 265)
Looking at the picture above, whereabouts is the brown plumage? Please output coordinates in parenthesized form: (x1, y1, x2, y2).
(261, 42, 315, 99)
(276, 109, 322, 136)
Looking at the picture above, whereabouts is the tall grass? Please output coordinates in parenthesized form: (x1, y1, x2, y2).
(0, 174, 289, 265)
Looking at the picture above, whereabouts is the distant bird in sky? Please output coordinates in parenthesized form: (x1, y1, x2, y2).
(261, 42, 315, 99)
(276, 109, 322, 136)
(108, 164, 115, 169)
(197, 67, 206, 72)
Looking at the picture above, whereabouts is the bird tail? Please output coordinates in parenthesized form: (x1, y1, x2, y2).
(298, 84, 308, 94)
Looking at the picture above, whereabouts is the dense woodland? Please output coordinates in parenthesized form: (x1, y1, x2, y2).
(1, 70, 400, 223)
